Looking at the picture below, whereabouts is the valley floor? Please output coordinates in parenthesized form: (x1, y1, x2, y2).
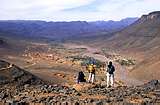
(1, 42, 143, 86)
(0, 41, 160, 104)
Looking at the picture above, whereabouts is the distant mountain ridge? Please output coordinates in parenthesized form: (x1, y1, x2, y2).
(0, 18, 138, 40)
(104, 11, 160, 50)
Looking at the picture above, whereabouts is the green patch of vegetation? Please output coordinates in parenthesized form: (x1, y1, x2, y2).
(66, 56, 104, 68)
(116, 59, 135, 66)
(67, 48, 87, 53)
(49, 43, 65, 50)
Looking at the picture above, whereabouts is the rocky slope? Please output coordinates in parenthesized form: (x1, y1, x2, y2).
(106, 11, 160, 51)
(0, 60, 160, 104)
(0, 60, 43, 85)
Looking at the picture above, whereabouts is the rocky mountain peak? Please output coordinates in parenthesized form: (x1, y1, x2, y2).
(139, 11, 160, 23)
(149, 11, 160, 16)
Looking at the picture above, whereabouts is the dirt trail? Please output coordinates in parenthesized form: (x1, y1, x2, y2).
(64, 43, 143, 86)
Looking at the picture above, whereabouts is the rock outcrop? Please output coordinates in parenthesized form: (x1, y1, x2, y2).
(0, 60, 43, 85)
(139, 11, 160, 22)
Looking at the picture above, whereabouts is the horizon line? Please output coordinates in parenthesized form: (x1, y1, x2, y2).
(0, 17, 139, 23)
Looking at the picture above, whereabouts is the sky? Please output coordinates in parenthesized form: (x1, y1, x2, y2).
(0, 0, 160, 21)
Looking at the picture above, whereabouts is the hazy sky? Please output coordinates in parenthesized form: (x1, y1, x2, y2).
(0, 0, 160, 21)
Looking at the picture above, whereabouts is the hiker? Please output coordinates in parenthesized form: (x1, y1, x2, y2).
(87, 63, 96, 84)
(77, 71, 86, 84)
(106, 61, 115, 87)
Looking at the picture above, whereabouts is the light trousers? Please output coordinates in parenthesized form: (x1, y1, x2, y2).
(107, 73, 114, 87)
(88, 73, 95, 83)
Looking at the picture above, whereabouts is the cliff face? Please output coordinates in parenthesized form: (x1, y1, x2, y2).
(139, 11, 160, 22)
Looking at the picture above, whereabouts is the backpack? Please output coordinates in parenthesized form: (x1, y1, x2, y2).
(107, 65, 115, 74)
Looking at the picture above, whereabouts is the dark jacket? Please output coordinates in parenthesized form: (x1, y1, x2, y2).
(77, 71, 86, 83)
(107, 65, 115, 74)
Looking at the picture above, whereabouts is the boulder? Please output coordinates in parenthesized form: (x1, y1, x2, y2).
(73, 83, 95, 91)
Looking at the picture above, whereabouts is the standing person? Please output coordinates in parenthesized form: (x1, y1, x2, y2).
(87, 63, 96, 84)
(106, 61, 115, 87)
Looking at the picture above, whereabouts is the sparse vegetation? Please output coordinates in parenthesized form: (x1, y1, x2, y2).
(116, 59, 135, 66)
(66, 55, 104, 68)
(67, 48, 87, 53)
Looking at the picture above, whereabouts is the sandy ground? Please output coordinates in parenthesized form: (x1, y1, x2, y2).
(1, 42, 143, 86)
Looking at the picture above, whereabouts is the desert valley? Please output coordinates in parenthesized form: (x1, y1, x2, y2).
(0, 11, 160, 104)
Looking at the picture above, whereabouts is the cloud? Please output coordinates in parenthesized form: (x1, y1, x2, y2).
(0, 0, 160, 21)
(0, 0, 95, 20)
(0, 0, 95, 12)
(63, 0, 105, 12)
(141, 0, 160, 3)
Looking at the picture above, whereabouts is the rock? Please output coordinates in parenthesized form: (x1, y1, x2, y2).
(143, 98, 152, 103)
(38, 97, 46, 103)
(74, 101, 80, 105)
(24, 84, 30, 89)
(6, 100, 18, 104)
(11, 67, 24, 79)
(94, 101, 103, 105)
(105, 98, 111, 103)
(45, 96, 53, 103)
(73, 83, 95, 91)
(0, 92, 7, 99)
(75, 92, 81, 96)
(62, 101, 69, 105)
(0, 75, 9, 84)
(142, 80, 160, 90)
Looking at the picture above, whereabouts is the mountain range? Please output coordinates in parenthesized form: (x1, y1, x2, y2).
(0, 18, 138, 40)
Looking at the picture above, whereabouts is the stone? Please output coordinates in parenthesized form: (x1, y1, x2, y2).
(0, 75, 9, 84)
(11, 67, 24, 79)
(75, 92, 81, 96)
(6, 100, 18, 104)
(24, 84, 30, 89)
(0, 92, 7, 99)
(143, 98, 152, 103)
(74, 101, 80, 105)
(62, 101, 69, 105)
(94, 101, 103, 105)
(45, 96, 53, 103)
